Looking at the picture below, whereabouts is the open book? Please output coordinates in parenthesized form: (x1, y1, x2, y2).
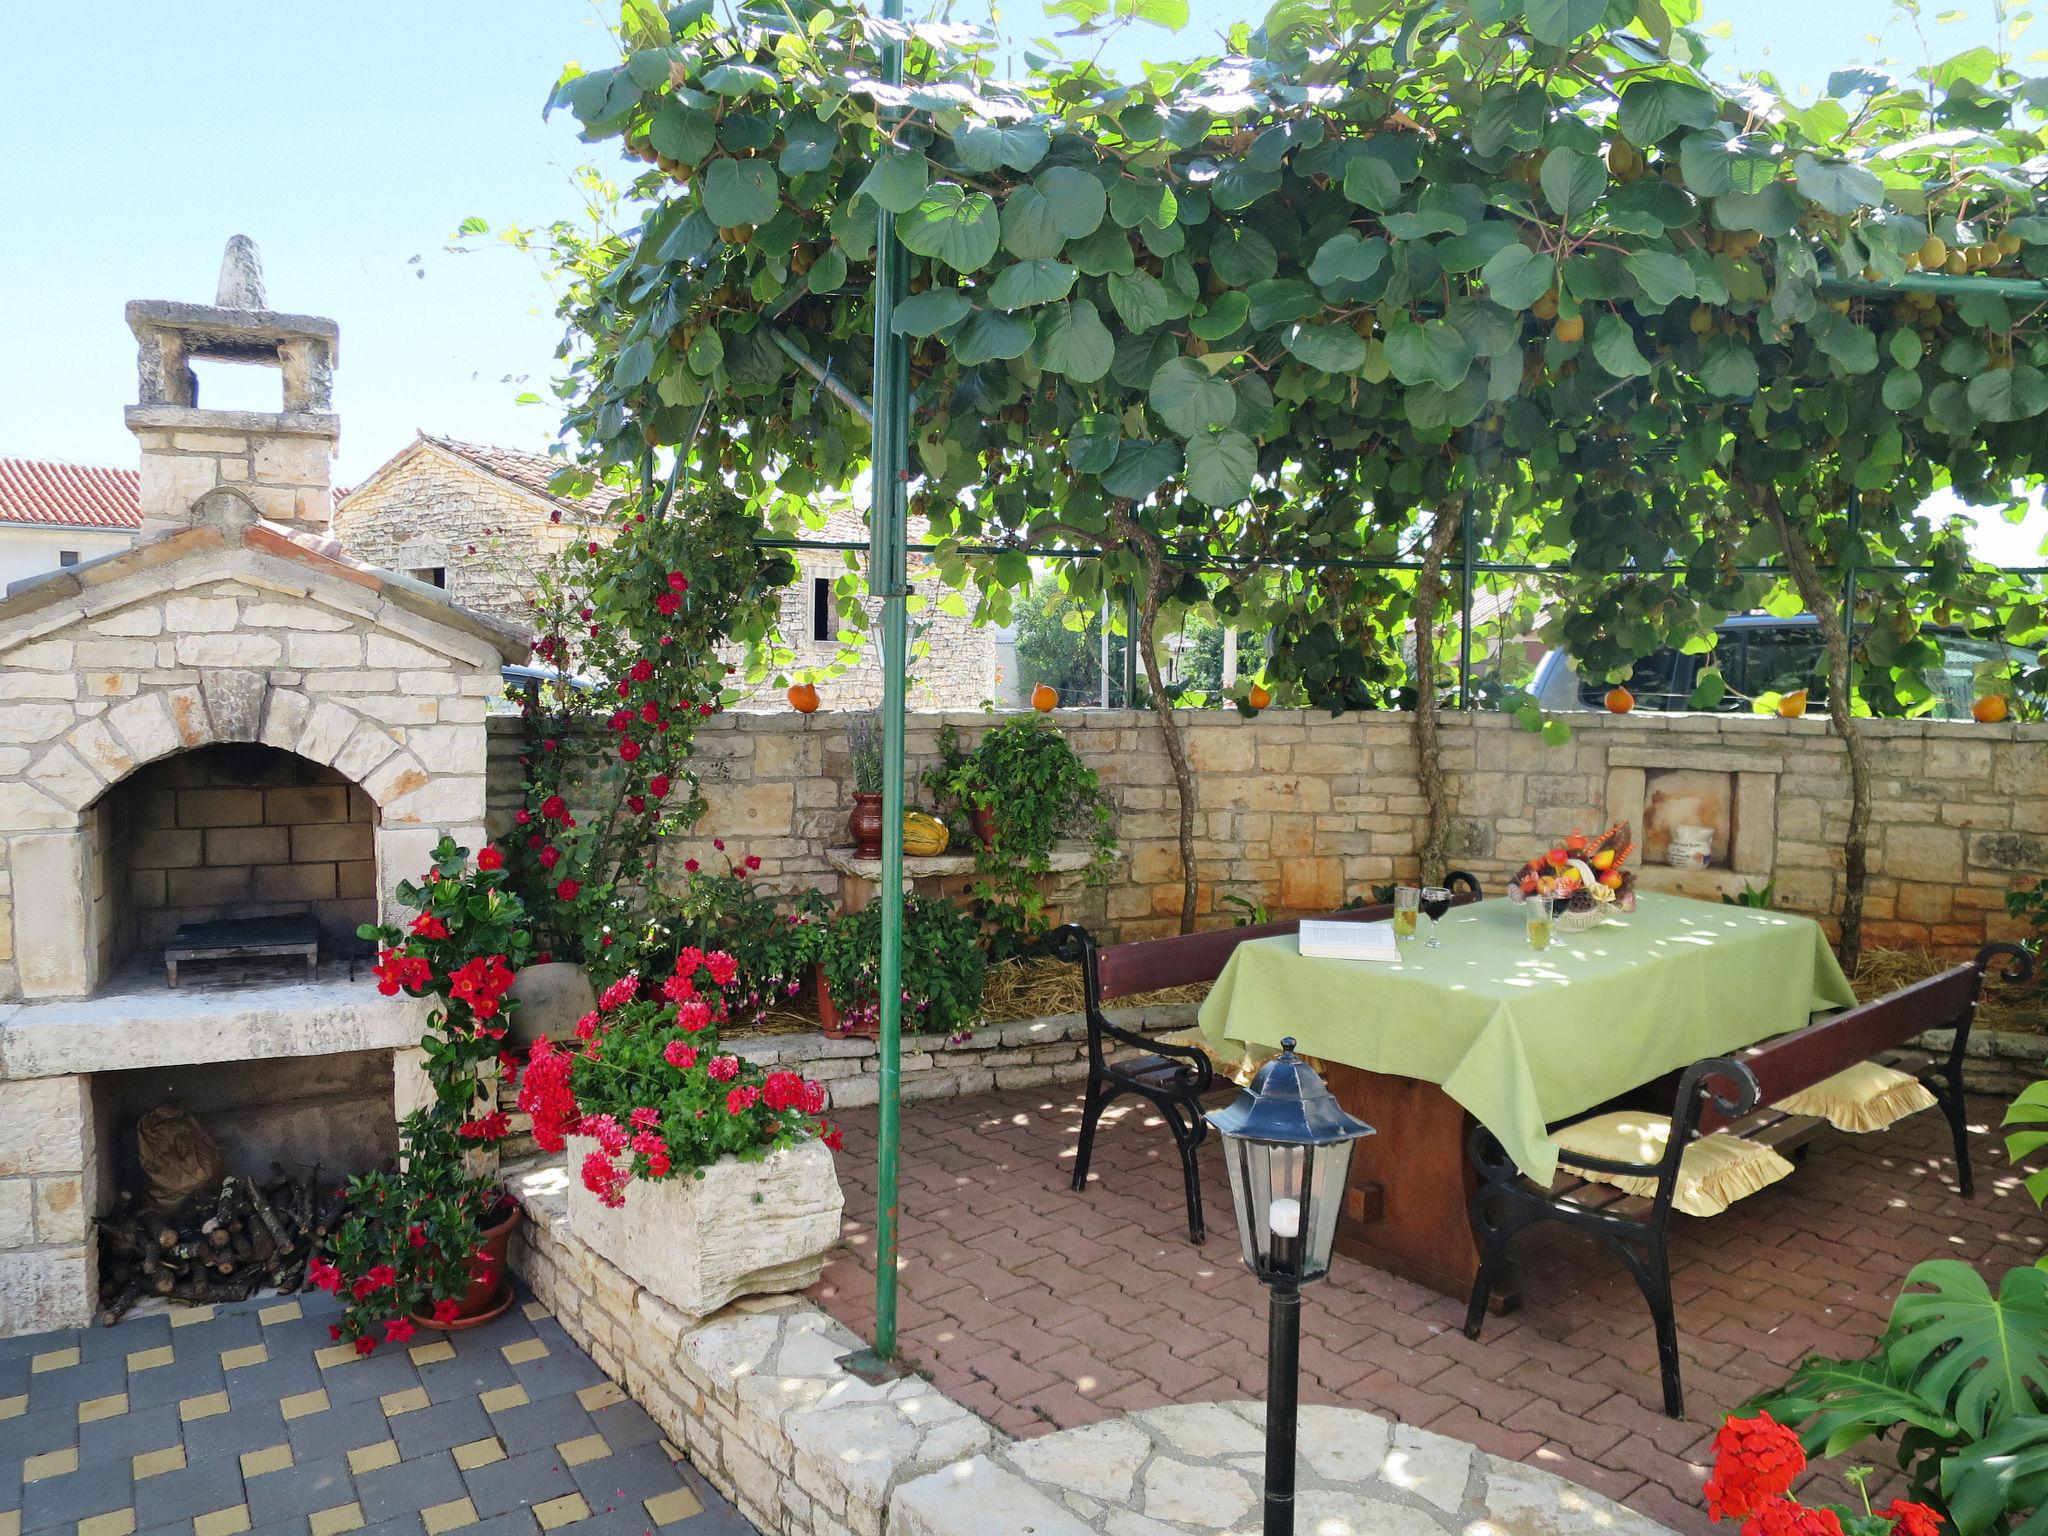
(1296, 918, 1400, 962)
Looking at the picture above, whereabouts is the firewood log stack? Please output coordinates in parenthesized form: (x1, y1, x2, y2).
(93, 1166, 347, 1326)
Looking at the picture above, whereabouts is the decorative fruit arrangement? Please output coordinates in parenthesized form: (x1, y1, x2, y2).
(902, 811, 950, 857)
(1031, 683, 1059, 712)
(1508, 821, 1638, 929)
(787, 682, 820, 713)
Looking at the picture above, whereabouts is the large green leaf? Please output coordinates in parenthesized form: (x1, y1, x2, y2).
(1307, 231, 1388, 294)
(988, 259, 1076, 310)
(2005, 1079, 2048, 1209)
(1592, 315, 1654, 378)
(1482, 244, 1557, 310)
(1100, 437, 1182, 500)
(949, 308, 1036, 367)
(890, 288, 971, 336)
(1246, 278, 1321, 329)
(1625, 250, 1698, 306)
(899, 185, 1000, 272)
(1190, 291, 1250, 340)
(1284, 322, 1369, 374)
(1064, 411, 1121, 473)
(1679, 130, 1779, 198)
(1943, 1414, 2048, 1536)
(953, 122, 1049, 173)
(1524, 0, 1607, 46)
(1107, 270, 1188, 331)
(1109, 177, 1176, 230)
(1702, 335, 1760, 396)
(1807, 310, 1880, 374)
(649, 103, 714, 163)
(702, 159, 780, 226)
(1342, 155, 1403, 212)
(858, 149, 929, 215)
(1968, 366, 2048, 424)
(1034, 301, 1115, 383)
(1540, 148, 1608, 224)
(1385, 318, 1474, 390)
(1882, 367, 1924, 411)
(1185, 430, 1258, 507)
(1889, 1260, 2048, 1437)
(1210, 225, 1279, 287)
(1753, 1354, 1961, 1460)
(1149, 356, 1239, 437)
(1617, 79, 1719, 146)
(1001, 184, 1069, 259)
(1792, 153, 1884, 215)
(1035, 166, 1109, 240)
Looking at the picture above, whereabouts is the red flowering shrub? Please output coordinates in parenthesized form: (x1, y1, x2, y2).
(517, 946, 837, 1209)
(1705, 1409, 1949, 1536)
(324, 838, 532, 1352)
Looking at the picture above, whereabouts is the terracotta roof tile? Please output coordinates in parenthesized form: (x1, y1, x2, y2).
(0, 456, 141, 530)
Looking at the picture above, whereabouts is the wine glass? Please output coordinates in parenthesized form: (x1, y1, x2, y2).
(1419, 885, 1452, 948)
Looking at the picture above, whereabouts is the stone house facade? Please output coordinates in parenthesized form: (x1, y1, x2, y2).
(333, 434, 619, 626)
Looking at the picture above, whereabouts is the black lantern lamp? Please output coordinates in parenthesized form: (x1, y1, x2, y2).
(1207, 1038, 1374, 1536)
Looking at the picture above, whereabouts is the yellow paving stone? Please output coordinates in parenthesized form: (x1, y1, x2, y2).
(408, 1341, 456, 1367)
(347, 1442, 401, 1476)
(314, 1343, 360, 1369)
(170, 1306, 216, 1328)
(556, 1434, 610, 1468)
(280, 1389, 329, 1421)
(478, 1385, 528, 1414)
(126, 1345, 174, 1373)
(240, 1445, 294, 1478)
(309, 1504, 364, 1536)
(451, 1438, 504, 1471)
(576, 1382, 626, 1412)
(420, 1498, 478, 1535)
(23, 1447, 79, 1483)
(258, 1301, 302, 1325)
(78, 1393, 129, 1423)
(521, 1301, 548, 1322)
(531, 1496, 589, 1531)
(0, 1393, 25, 1419)
(644, 1489, 704, 1528)
(658, 1439, 682, 1462)
(79, 1511, 136, 1536)
(193, 1506, 251, 1536)
(32, 1346, 79, 1373)
(0, 1511, 17, 1536)
(180, 1392, 230, 1422)
(500, 1339, 549, 1366)
(133, 1446, 186, 1480)
(380, 1387, 430, 1417)
(221, 1345, 268, 1371)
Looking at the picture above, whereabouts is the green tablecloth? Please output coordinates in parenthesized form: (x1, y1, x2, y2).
(1196, 892, 1856, 1181)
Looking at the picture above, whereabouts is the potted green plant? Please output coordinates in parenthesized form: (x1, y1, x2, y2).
(309, 838, 531, 1349)
(814, 894, 988, 1039)
(639, 844, 834, 1029)
(517, 948, 843, 1316)
(845, 711, 886, 858)
(922, 717, 1117, 955)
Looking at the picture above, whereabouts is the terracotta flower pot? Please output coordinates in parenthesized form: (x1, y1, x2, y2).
(815, 968, 876, 1039)
(970, 805, 996, 847)
(847, 792, 884, 858)
(415, 1196, 520, 1329)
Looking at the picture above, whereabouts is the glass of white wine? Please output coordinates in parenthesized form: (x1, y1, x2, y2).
(1525, 901, 1554, 951)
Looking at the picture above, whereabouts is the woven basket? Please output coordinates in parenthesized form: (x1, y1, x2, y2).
(1553, 904, 1612, 933)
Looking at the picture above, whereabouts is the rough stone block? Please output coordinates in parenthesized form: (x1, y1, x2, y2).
(11, 833, 90, 996)
(0, 1246, 92, 1336)
(176, 631, 282, 668)
(0, 1076, 89, 1177)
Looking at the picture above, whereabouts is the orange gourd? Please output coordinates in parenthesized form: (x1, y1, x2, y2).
(1031, 683, 1058, 712)
(787, 683, 820, 713)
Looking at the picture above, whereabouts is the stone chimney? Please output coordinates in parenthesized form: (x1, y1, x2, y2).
(124, 236, 340, 540)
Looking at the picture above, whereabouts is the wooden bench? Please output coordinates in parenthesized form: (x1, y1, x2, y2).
(1462, 940, 2034, 1418)
(1049, 873, 1483, 1244)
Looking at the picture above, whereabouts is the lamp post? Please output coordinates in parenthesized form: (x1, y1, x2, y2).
(1207, 1038, 1374, 1536)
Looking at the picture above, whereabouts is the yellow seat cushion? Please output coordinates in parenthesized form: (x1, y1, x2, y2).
(1549, 1112, 1797, 1218)
(1772, 1062, 1938, 1134)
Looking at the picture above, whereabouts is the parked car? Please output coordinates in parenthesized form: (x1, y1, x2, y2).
(1527, 614, 2013, 718)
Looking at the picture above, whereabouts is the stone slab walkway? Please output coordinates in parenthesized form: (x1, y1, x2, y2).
(1, 1285, 755, 1536)
(812, 1084, 2039, 1536)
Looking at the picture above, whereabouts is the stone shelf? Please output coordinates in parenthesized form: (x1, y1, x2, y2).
(824, 840, 1101, 888)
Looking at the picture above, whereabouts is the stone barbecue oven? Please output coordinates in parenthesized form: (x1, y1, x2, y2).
(0, 241, 529, 1332)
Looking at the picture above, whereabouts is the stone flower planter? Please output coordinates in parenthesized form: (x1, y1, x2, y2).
(563, 1137, 843, 1318)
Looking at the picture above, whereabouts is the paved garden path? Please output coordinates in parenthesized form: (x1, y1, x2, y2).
(814, 1084, 2039, 1536)
(2, 1285, 754, 1536)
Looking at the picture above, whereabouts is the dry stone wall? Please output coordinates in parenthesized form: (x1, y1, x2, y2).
(486, 708, 2046, 956)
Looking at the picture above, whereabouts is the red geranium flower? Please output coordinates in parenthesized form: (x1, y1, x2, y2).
(1704, 1412, 1806, 1523)
(1881, 1503, 1942, 1536)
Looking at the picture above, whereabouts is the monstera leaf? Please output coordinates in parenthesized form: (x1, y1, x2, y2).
(1942, 1414, 2048, 1536)
(1889, 1261, 2048, 1438)
(1758, 1354, 1960, 1459)
(2006, 1080, 2048, 1210)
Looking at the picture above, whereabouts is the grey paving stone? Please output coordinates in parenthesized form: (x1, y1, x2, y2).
(0, 1326, 67, 1362)
(506, 1348, 607, 1403)
(8, 1401, 81, 1458)
(183, 1400, 289, 1466)
(244, 1453, 353, 1526)
(124, 1353, 227, 1413)
(416, 1345, 519, 1406)
(223, 1347, 325, 1408)
(487, 1391, 597, 1456)
(583, 1398, 663, 1452)
(353, 1449, 469, 1526)
(79, 1401, 185, 1461)
(131, 1452, 244, 1528)
(287, 1394, 396, 1458)
(164, 1309, 266, 1355)
(0, 1351, 30, 1398)
(356, 1517, 429, 1536)
(390, 1393, 495, 1461)
(25, 1355, 127, 1413)
(462, 1447, 578, 1520)
(445, 1312, 539, 1359)
(467, 1513, 542, 1536)
(570, 1441, 690, 1515)
(320, 1348, 423, 1409)
(77, 1314, 171, 1362)
(21, 1458, 134, 1532)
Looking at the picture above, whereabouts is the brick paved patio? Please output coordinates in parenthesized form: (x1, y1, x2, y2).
(810, 1084, 2040, 1536)
(1, 1285, 754, 1536)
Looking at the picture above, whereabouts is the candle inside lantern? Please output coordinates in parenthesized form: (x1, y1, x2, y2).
(1267, 1197, 1301, 1238)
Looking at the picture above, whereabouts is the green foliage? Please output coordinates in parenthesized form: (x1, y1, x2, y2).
(815, 894, 988, 1036)
(923, 717, 1116, 953)
(636, 850, 835, 1028)
(1011, 573, 1130, 707)
(847, 710, 884, 793)
(1721, 879, 1776, 909)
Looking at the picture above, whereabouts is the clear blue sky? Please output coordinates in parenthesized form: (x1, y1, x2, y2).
(1, 1, 2037, 554)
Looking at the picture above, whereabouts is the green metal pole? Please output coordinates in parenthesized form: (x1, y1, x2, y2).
(1456, 495, 1475, 709)
(855, 0, 911, 1374)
